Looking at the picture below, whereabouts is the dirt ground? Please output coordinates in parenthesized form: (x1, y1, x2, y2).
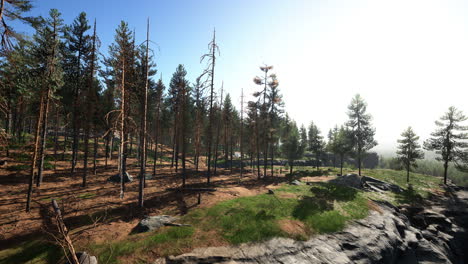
(0, 145, 304, 252)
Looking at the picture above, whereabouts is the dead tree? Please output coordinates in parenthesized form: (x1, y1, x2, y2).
(200, 29, 219, 184)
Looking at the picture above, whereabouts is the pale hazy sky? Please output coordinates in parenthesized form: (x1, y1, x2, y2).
(217, 0, 468, 155)
(23, 0, 468, 155)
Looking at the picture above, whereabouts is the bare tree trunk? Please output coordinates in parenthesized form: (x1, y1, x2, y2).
(36, 87, 52, 187)
(53, 104, 59, 169)
(83, 123, 89, 187)
(105, 134, 109, 168)
(120, 60, 127, 199)
(26, 91, 45, 212)
(93, 135, 97, 175)
(138, 19, 150, 208)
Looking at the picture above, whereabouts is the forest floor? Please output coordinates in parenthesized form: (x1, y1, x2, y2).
(0, 141, 327, 263)
(0, 140, 445, 264)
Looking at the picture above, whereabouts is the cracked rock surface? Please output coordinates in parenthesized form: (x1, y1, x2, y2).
(158, 187, 467, 264)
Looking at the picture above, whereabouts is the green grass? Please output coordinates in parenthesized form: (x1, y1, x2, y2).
(78, 192, 96, 199)
(87, 226, 194, 264)
(361, 169, 442, 198)
(184, 182, 369, 244)
(3, 167, 444, 263)
(0, 240, 62, 264)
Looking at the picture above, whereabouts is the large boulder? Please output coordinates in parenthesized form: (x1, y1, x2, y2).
(136, 215, 178, 233)
(108, 172, 133, 183)
(329, 173, 363, 189)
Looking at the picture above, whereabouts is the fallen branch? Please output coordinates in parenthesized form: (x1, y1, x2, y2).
(51, 199, 79, 264)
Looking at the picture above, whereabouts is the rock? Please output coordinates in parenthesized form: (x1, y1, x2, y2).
(329, 173, 362, 189)
(165, 197, 467, 264)
(136, 215, 179, 233)
(108, 172, 133, 183)
(362, 176, 404, 193)
(66, 252, 97, 264)
(145, 173, 154, 180)
(290, 180, 303, 185)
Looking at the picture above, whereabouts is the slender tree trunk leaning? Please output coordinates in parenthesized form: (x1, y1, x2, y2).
(36, 86, 52, 187)
(26, 91, 45, 212)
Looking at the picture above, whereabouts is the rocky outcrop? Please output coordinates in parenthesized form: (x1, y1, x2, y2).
(162, 190, 467, 264)
(136, 215, 190, 233)
(329, 174, 404, 193)
(329, 173, 363, 189)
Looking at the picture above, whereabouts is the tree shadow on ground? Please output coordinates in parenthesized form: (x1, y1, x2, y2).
(395, 184, 424, 205)
(291, 183, 359, 233)
(309, 182, 358, 201)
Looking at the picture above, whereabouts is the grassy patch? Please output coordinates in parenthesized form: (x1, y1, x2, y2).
(184, 183, 369, 244)
(0, 240, 62, 264)
(87, 226, 194, 264)
(78, 193, 96, 199)
(362, 169, 442, 198)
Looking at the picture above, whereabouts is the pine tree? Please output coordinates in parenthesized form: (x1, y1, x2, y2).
(267, 74, 283, 176)
(334, 125, 353, 176)
(222, 93, 233, 167)
(424, 106, 468, 184)
(192, 76, 206, 172)
(152, 78, 165, 175)
(63, 12, 91, 175)
(0, 0, 37, 50)
(105, 21, 136, 198)
(253, 64, 275, 177)
(82, 18, 98, 188)
(307, 121, 324, 170)
(397, 127, 424, 183)
(346, 94, 377, 176)
(168, 64, 189, 183)
(26, 8, 64, 212)
(326, 126, 339, 167)
(281, 117, 303, 175)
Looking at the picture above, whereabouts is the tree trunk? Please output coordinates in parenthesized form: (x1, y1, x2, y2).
(93, 135, 97, 175)
(138, 19, 150, 208)
(443, 160, 448, 185)
(83, 124, 89, 188)
(36, 87, 52, 187)
(340, 154, 344, 176)
(26, 91, 45, 212)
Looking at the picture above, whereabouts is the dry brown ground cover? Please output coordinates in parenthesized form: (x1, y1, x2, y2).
(0, 144, 293, 255)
